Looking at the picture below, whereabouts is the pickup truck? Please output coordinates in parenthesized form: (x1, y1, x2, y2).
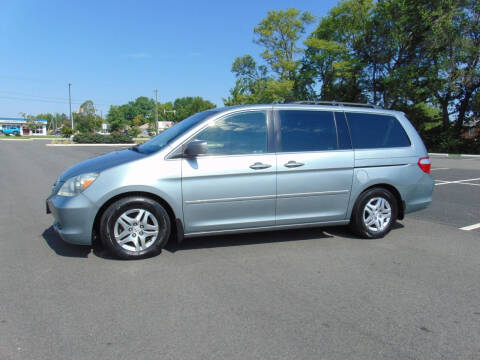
(0, 126, 21, 135)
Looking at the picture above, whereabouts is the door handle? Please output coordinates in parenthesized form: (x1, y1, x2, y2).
(284, 161, 304, 168)
(250, 162, 272, 170)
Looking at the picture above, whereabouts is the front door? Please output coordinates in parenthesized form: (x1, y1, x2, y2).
(275, 109, 354, 225)
(182, 110, 276, 234)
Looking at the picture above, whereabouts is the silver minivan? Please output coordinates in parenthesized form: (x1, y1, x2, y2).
(46, 103, 434, 259)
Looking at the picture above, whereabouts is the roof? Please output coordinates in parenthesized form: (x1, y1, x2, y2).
(0, 117, 48, 124)
(215, 104, 401, 116)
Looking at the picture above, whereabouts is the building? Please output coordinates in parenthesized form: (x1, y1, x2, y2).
(158, 121, 174, 131)
(0, 117, 48, 136)
(462, 111, 479, 140)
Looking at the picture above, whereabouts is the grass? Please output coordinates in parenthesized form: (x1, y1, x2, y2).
(1, 135, 60, 139)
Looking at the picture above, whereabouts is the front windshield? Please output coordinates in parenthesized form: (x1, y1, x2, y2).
(137, 109, 219, 154)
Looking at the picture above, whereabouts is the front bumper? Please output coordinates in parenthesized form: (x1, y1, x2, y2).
(46, 193, 97, 245)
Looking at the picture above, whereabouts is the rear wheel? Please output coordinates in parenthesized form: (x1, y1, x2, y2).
(100, 196, 171, 259)
(350, 188, 398, 238)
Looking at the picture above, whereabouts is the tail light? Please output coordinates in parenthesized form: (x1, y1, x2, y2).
(418, 157, 431, 174)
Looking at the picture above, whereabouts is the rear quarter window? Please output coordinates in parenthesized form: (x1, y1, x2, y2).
(345, 113, 411, 149)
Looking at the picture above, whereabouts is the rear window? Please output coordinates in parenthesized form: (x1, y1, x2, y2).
(345, 113, 411, 149)
(278, 110, 337, 152)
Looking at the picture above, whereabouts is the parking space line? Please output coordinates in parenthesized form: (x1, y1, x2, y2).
(435, 177, 480, 186)
(459, 182, 480, 186)
(431, 168, 450, 171)
(459, 223, 480, 231)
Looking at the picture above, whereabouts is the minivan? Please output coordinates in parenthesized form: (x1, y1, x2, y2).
(46, 102, 434, 259)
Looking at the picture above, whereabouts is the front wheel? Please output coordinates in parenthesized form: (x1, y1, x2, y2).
(100, 196, 171, 259)
(350, 188, 398, 238)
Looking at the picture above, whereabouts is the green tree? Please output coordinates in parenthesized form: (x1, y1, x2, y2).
(61, 125, 74, 138)
(254, 8, 314, 82)
(172, 96, 216, 121)
(106, 105, 127, 132)
(303, 0, 374, 102)
(74, 100, 102, 133)
(424, 0, 480, 131)
(225, 8, 314, 105)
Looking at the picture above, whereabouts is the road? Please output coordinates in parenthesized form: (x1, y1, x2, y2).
(0, 139, 479, 360)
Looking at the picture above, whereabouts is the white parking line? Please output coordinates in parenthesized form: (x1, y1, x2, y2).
(460, 223, 480, 231)
(435, 177, 480, 186)
(431, 168, 450, 171)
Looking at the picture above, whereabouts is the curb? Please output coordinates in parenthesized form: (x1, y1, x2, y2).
(0, 138, 58, 141)
(429, 152, 480, 158)
(46, 143, 134, 147)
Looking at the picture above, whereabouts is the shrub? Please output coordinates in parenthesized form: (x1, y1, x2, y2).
(129, 127, 141, 138)
(73, 132, 133, 144)
(422, 126, 480, 154)
(61, 126, 74, 138)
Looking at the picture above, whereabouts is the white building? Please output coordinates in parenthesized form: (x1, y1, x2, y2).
(0, 117, 48, 136)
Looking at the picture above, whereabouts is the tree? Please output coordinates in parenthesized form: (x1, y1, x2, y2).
(106, 105, 127, 132)
(172, 97, 216, 121)
(301, 0, 480, 133)
(254, 8, 314, 82)
(106, 96, 215, 131)
(424, 0, 480, 131)
(303, 0, 374, 102)
(225, 8, 314, 105)
(74, 100, 102, 133)
(61, 126, 74, 138)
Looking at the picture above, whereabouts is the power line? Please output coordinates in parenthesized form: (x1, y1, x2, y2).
(0, 90, 129, 106)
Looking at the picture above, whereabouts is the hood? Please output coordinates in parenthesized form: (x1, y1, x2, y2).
(59, 149, 146, 181)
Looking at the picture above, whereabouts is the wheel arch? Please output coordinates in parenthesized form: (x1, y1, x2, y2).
(92, 191, 182, 245)
(351, 183, 404, 220)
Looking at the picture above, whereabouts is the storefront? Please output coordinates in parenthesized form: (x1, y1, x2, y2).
(0, 117, 47, 136)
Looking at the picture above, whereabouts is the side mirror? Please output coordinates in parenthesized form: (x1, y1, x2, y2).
(184, 140, 208, 157)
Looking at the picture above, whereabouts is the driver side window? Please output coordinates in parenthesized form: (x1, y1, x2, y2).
(195, 111, 267, 155)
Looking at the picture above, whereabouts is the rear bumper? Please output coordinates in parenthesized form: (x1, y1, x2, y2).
(404, 173, 434, 214)
(46, 194, 96, 245)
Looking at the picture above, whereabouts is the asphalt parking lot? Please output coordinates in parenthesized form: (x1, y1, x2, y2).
(0, 139, 479, 360)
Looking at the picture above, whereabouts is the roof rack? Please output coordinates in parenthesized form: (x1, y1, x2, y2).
(289, 101, 382, 109)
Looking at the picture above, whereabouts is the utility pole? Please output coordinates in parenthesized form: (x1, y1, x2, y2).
(154, 89, 159, 135)
(68, 83, 73, 129)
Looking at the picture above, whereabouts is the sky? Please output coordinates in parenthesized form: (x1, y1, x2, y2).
(0, 0, 337, 118)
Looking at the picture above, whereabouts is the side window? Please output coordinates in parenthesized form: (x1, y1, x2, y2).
(334, 112, 352, 150)
(345, 113, 411, 149)
(279, 110, 337, 152)
(195, 111, 267, 155)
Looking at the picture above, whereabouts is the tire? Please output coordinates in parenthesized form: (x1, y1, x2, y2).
(100, 196, 171, 259)
(349, 187, 398, 239)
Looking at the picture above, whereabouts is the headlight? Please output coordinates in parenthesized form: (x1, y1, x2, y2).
(57, 173, 99, 197)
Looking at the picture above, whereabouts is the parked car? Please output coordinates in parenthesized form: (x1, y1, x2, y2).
(46, 103, 434, 259)
(1, 125, 21, 135)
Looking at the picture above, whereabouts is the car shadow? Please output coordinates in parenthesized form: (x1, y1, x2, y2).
(42, 226, 91, 258)
(324, 222, 405, 239)
(43, 222, 405, 258)
(164, 227, 335, 253)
